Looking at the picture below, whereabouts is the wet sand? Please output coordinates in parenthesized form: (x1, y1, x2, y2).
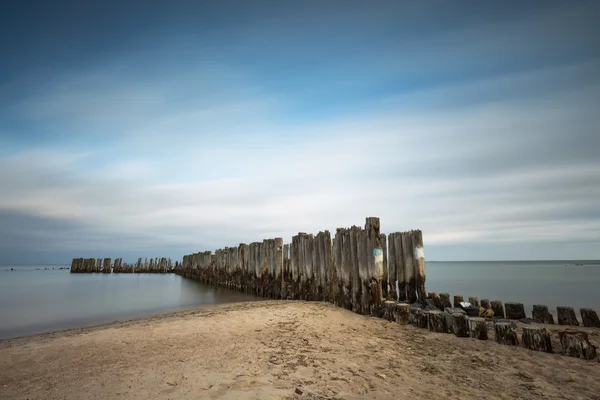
(1, 301, 599, 399)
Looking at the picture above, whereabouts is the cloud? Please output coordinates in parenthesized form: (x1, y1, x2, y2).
(1, 1, 599, 262)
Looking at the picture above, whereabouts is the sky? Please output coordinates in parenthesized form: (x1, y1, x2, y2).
(1, 0, 599, 264)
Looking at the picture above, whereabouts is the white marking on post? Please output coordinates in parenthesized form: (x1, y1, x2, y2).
(414, 246, 425, 260)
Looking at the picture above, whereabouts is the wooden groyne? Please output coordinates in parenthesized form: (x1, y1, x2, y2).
(175, 217, 425, 317)
(70, 257, 175, 273)
(173, 215, 599, 363)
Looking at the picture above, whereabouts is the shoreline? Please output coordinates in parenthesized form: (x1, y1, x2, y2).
(2, 300, 600, 399)
(0, 300, 266, 345)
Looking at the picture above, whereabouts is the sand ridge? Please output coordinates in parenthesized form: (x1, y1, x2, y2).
(1, 301, 599, 399)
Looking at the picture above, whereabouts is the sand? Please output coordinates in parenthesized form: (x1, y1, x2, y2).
(1, 300, 599, 400)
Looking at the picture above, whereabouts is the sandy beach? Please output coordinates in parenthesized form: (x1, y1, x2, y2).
(1, 301, 599, 400)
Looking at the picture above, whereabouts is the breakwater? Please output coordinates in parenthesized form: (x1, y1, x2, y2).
(175, 217, 425, 317)
(70, 257, 176, 273)
(174, 216, 599, 362)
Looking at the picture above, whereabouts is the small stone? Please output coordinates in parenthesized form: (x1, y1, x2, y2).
(295, 388, 303, 395)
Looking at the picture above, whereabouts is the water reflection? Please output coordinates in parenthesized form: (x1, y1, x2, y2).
(0, 268, 261, 339)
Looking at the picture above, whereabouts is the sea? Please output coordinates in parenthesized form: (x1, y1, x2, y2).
(1, 260, 598, 339)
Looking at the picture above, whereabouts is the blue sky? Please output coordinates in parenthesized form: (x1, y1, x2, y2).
(1, 0, 599, 263)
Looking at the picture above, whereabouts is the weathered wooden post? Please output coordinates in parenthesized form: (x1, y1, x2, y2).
(365, 217, 384, 317)
(274, 238, 283, 299)
(468, 317, 487, 340)
(393, 232, 406, 302)
(522, 326, 552, 353)
(325, 231, 335, 304)
(394, 303, 410, 325)
(490, 300, 505, 318)
(332, 229, 344, 306)
(402, 232, 416, 304)
(387, 233, 398, 301)
(282, 243, 290, 299)
(384, 300, 396, 321)
(580, 308, 600, 328)
(468, 297, 479, 307)
(453, 313, 469, 337)
(495, 322, 519, 345)
(480, 299, 491, 309)
(412, 230, 426, 304)
(439, 293, 452, 310)
(557, 306, 579, 326)
(380, 233, 388, 300)
(505, 302, 526, 320)
(453, 295, 464, 308)
(102, 258, 111, 273)
(356, 228, 369, 314)
(414, 309, 428, 328)
(559, 330, 597, 360)
(428, 310, 447, 333)
(532, 305, 554, 324)
(350, 226, 362, 313)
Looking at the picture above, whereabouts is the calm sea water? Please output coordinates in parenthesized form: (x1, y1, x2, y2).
(426, 260, 600, 317)
(1, 260, 598, 339)
(0, 265, 261, 339)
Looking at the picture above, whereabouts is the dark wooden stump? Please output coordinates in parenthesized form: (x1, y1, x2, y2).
(439, 292, 452, 309)
(580, 308, 600, 328)
(490, 300, 505, 319)
(453, 295, 464, 308)
(394, 303, 410, 325)
(532, 304, 554, 324)
(495, 322, 519, 345)
(453, 313, 469, 337)
(505, 302, 526, 320)
(467, 317, 487, 340)
(427, 310, 447, 333)
(557, 306, 579, 326)
(559, 330, 597, 360)
(444, 312, 455, 334)
(384, 300, 396, 321)
(414, 310, 428, 328)
(480, 299, 491, 309)
(522, 326, 552, 353)
(468, 297, 479, 307)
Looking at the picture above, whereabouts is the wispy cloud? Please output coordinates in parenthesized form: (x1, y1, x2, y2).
(0, 1, 599, 262)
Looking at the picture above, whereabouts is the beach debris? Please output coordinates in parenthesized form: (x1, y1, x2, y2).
(295, 388, 303, 395)
(580, 308, 600, 328)
(505, 302, 526, 320)
(495, 322, 519, 346)
(522, 326, 552, 353)
(532, 304, 555, 324)
(559, 330, 597, 360)
(557, 306, 579, 326)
